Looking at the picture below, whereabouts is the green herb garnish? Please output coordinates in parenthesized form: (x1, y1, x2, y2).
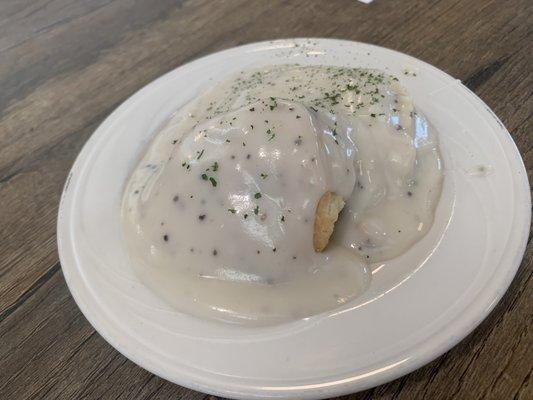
(266, 128, 276, 141)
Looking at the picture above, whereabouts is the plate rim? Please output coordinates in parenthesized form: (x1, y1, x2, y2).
(57, 38, 531, 399)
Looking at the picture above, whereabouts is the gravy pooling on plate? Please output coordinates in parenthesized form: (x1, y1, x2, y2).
(122, 65, 443, 325)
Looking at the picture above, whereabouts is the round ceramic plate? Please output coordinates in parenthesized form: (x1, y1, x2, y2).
(57, 39, 530, 399)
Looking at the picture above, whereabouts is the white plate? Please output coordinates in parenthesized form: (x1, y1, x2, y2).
(57, 39, 530, 399)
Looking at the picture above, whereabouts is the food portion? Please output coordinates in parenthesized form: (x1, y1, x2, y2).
(122, 65, 443, 324)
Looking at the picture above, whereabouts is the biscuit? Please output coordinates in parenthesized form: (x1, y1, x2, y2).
(313, 191, 345, 252)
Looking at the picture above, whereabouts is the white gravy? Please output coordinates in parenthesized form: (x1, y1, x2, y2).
(122, 65, 443, 325)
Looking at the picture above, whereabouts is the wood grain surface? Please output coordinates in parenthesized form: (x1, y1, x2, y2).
(0, 0, 531, 399)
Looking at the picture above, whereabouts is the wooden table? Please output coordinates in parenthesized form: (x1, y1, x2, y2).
(1, 1, 531, 399)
